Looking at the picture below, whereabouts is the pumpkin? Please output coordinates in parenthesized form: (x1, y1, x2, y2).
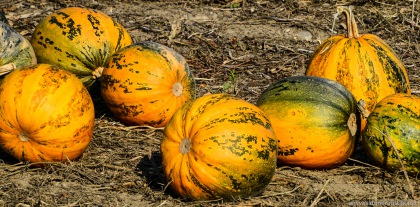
(305, 6, 410, 130)
(362, 93, 420, 174)
(256, 76, 359, 169)
(0, 64, 95, 165)
(0, 20, 37, 76)
(101, 41, 195, 127)
(161, 93, 277, 200)
(30, 7, 132, 88)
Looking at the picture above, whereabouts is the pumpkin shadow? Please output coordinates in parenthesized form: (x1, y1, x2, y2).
(88, 82, 114, 119)
(135, 153, 189, 201)
(0, 152, 19, 165)
(347, 112, 372, 165)
(135, 151, 171, 192)
(348, 135, 373, 166)
(350, 142, 369, 161)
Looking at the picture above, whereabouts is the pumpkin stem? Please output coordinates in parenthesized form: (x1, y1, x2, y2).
(92, 67, 104, 79)
(347, 113, 357, 137)
(337, 6, 360, 38)
(18, 132, 30, 142)
(172, 82, 184, 97)
(179, 138, 191, 154)
(357, 99, 371, 119)
(0, 63, 16, 76)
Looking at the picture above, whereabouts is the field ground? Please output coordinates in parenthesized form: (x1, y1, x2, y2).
(0, 0, 419, 206)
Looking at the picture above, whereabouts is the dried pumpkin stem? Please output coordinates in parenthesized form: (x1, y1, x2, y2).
(179, 138, 191, 154)
(92, 67, 104, 79)
(337, 6, 360, 38)
(0, 63, 16, 76)
(357, 99, 371, 119)
(18, 132, 30, 142)
(347, 113, 357, 136)
(172, 82, 184, 97)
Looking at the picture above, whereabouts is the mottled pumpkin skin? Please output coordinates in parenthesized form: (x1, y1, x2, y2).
(0, 21, 37, 75)
(305, 7, 410, 130)
(256, 76, 359, 169)
(161, 94, 277, 200)
(306, 35, 410, 113)
(363, 93, 420, 174)
(0, 64, 95, 165)
(101, 41, 195, 127)
(30, 7, 132, 88)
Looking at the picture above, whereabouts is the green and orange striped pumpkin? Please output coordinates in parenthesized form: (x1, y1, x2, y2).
(305, 6, 410, 130)
(30, 7, 132, 88)
(161, 93, 277, 200)
(0, 64, 95, 165)
(256, 76, 360, 169)
(0, 19, 37, 76)
(101, 41, 195, 127)
(362, 93, 420, 174)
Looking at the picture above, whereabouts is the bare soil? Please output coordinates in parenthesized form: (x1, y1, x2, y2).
(1, 0, 419, 206)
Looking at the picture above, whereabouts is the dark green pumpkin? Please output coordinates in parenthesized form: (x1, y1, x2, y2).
(362, 93, 420, 174)
(0, 20, 37, 76)
(256, 76, 360, 169)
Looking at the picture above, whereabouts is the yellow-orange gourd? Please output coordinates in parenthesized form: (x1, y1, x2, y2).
(305, 6, 410, 130)
(161, 94, 277, 200)
(101, 42, 195, 127)
(0, 64, 95, 165)
(30, 7, 132, 88)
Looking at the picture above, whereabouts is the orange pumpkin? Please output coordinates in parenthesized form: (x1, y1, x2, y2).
(30, 7, 132, 88)
(0, 64, 95, 165)
(305, 6, 410, 130)
(101, 41, 195, 127)
(161, 94, 277, 200)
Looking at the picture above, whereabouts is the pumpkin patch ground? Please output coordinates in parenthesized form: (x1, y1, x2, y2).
(1, 0, 420, 206)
